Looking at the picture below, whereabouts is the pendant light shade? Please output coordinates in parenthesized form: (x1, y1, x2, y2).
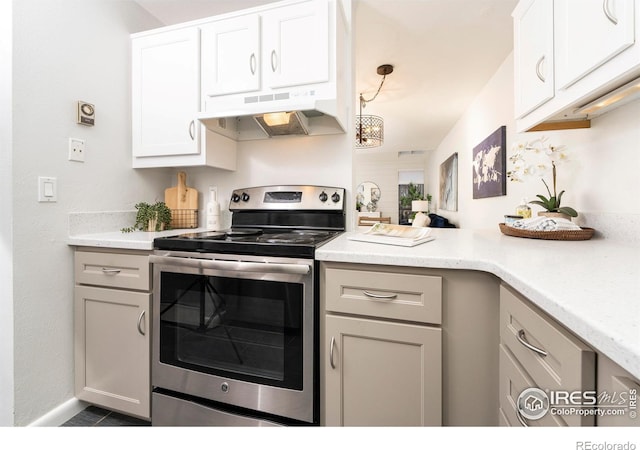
(355, 64, 393, 149)
(355, 114, 384, 148)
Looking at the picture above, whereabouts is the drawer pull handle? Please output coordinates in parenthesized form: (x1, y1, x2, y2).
(515, 408, 529, 427)
(329, 336, 336, 369)
(137, 311, 146, 336)
(517, 329, 548, 357)
(363, 290, 398, 300)
(603, 0, 619, 25)
(101, 268, 121, 275)
(270, 50, 278, 72)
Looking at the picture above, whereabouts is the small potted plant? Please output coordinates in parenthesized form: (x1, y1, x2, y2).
(122, 201, 172, 232)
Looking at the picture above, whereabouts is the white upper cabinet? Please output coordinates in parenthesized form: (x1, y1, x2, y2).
(261, 0, 329, 89)
(555, 0, 635, 90)
(132, 28, 201, 159)
(131, 27, 237, 169)
(513, 0, 640, 132)
(201, 15, 261, 97)
(202, 1, 329, 97)
(513, 0, 555, 118)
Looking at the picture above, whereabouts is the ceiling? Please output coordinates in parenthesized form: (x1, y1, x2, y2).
(134, 0, 518, 152)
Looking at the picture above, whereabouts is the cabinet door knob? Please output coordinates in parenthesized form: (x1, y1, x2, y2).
(137, 310, 146, 336)
(249, 53, 257, 75)
(188, 120, 195, 140)
(517, 329, 548, 357)
(603, 0, 619, 25)
(535, 55, 546, 83)
(329, 336, 336, 369)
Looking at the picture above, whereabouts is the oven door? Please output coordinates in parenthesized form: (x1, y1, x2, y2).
(150, 252, 316, 423)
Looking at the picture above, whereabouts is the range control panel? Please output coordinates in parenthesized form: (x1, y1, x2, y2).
(229, 185, 345, 211)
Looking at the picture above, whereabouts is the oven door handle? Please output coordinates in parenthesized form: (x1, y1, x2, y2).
(149, 255, 311, 275)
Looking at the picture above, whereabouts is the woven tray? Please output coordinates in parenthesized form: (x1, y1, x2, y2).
(499, 223, 595, 241)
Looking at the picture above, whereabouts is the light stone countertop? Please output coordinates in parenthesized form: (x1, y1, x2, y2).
(316, 228, 640, 380)
(67, 228, 209, 250)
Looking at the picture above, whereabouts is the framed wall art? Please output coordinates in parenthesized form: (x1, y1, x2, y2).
(439, 152, 458, 211)
(472, 125, 507, 199)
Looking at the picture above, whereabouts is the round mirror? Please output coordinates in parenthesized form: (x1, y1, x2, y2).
(356, 181, 381, 212)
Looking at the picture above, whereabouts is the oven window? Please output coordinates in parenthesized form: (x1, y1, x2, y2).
(159, 272, 304, 390)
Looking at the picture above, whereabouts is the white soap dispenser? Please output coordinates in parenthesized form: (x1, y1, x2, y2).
(206, 187, 221, 231)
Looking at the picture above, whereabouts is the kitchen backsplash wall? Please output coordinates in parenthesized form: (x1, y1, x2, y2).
(428, 52, 640, 242)
(179, 131, 354, 230)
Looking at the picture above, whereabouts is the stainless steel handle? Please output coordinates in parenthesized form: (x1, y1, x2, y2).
(270, 50, 278, 72)
(149, 255, 310, 275)
(188, 120, 195, 140)
(535, 55, 546, 83)
(363, 290, 398, 300)
(603, 0, 619, 25)
(517, 329, 548, 357)
(101, 268, 121, 275)
(515, 408, 529, 427)
(137, 310, 145, 336)
(249, 53, 256, 75)
(329, 336, 336, 369)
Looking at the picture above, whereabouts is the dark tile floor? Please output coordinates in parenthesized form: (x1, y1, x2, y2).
(61, 405, 150, 427)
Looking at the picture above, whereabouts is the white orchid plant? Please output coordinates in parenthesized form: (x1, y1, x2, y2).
(507, 137, 578, 218)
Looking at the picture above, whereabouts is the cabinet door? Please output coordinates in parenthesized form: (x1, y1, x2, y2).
(555, 0, 635, 90)
(74, 286, 151, 419)
(201, 15, 261, 97)
(513, 0, 555, 118)
(262, 0, 329, 89)
(132, 28, 200, 158)
(324, 315, 441, 426)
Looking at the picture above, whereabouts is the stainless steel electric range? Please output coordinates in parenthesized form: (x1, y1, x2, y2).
(150, 185, 345, 426)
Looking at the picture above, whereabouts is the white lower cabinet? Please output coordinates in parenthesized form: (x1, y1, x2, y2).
(74, 249, 151, 420)
(324, 315, 441, 426)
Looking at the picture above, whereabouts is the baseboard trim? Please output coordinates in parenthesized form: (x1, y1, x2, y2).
(27, 398, 88, 427)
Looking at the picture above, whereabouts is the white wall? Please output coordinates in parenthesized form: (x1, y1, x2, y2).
(11, 0, 166, 426)
(428, 51, 640, 240)
(0, 0, 15, 428)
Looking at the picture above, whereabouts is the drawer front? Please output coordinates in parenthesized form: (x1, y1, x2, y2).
(500, 284, 595, 394)
(499, 344, 566, 427)
(324, 266, 441, 324)
(75, 250, 150, 291)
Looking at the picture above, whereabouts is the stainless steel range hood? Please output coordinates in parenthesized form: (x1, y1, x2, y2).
(196, 96, 347, 141)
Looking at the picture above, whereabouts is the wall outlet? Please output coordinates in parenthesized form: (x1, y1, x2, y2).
(68, 138, 85, 162)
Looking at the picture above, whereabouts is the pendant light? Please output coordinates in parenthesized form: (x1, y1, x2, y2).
(356, 64, 393, 148)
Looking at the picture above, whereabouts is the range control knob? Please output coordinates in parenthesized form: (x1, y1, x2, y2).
(231, 193, 241, 203)
(331, 192, 341, 203)
(241, 192, 250, 202)
(319, 191, 328, 202)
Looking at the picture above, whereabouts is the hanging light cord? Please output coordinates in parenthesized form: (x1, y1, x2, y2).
(359, 73, 388, 113)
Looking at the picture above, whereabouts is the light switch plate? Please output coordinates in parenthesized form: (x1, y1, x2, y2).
(38, 176, 57, 202)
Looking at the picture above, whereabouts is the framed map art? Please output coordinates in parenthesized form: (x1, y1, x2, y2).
(472, 126, 507, 199)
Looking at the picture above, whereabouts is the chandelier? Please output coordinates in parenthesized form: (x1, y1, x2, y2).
(355, 64, 393, 148)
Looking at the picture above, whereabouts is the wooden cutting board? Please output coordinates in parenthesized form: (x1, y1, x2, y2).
(164, 171, 198, 228)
